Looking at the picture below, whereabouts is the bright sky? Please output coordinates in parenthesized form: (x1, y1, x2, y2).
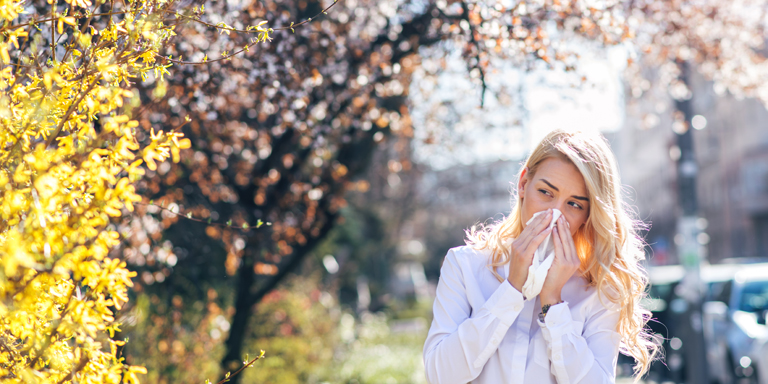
(410, 45, 629, 169)
(525, 46, 628, 145)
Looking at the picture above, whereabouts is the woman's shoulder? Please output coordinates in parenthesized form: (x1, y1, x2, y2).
(440, 245, 500, 280)
(444, 244, 493, 265)
(445, 245, 490, 263)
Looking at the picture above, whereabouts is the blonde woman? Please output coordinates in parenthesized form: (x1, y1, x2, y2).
(423, 129, 659, 383)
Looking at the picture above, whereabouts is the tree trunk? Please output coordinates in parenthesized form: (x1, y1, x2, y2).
(218, 213, 337, 384)
(220, 259, 256, 377)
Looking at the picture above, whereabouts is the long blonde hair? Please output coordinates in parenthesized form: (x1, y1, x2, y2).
(465, 128, 660, 379)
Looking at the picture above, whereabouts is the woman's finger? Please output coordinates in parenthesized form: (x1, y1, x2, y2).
(563, 219, 578, 263)
(525, 224, 553, 256)
(520, 209, 549, 235)
(517, 210, 551, 251)
(559, 217, 578, 265)
(551, 226, 564, 263)
(556, 218, 572, 263)
(516, 213, 547, 252)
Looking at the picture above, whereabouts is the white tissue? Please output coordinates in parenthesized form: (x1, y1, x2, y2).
(521, 209, 562, 299)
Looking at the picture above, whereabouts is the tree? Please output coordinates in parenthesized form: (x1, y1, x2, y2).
(625, 0, 768, 106)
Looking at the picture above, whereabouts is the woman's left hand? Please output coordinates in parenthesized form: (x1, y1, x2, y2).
(540, 215, 580, 307)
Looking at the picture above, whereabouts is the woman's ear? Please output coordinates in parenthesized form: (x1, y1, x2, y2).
(518, 167, 529, 199)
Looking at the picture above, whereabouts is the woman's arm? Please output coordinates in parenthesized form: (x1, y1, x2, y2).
(538, 301, 622, 384)
(423, 249, 526, 384)
(537, 216, 622, 383)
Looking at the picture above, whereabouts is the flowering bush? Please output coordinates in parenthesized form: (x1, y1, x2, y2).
(0, 0, 272, 380)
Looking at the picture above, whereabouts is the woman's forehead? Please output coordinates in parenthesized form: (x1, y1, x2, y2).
(531, 158, 589, 197)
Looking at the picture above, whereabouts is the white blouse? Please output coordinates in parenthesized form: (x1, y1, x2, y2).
(423, 245, 622, 384)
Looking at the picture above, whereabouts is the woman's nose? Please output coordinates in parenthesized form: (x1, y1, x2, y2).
(553, 204, 573, 221)
(553, 200, 568, 213)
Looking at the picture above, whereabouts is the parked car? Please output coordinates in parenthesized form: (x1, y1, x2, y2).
(704, 264, 768, 384)
(641, 263, 750, 383)
(619, 262, 768, 383)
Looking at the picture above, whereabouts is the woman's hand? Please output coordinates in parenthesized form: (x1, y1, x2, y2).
(540, 215, 580, 307)
(507, 209, 553, 295)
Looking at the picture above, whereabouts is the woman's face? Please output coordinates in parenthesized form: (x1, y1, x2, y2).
(519, 157, 590, 237)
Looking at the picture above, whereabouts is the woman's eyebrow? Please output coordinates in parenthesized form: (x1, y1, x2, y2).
(541, 178, 559, 191)
(540, 178, 589, 202)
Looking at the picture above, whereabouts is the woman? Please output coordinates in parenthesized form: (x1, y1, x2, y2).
(423, 129, 659, 383)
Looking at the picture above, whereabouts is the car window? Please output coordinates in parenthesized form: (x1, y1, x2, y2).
(713, 280, 732, 304)
(739, 280, 768, 312)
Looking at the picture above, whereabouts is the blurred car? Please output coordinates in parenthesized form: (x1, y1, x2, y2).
(619, 262, 768, 383)
(704, 264, 768, 384)
(640, 263, 750, 383)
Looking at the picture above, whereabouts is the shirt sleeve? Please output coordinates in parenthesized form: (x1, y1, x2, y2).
(537, 300, 622, 384)
(423, 249, 526, 384)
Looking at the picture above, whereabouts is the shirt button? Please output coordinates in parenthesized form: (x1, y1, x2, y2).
(492, 337, 500, 344)
(514, 304, 522, 311)
(554, 353, 561, 360)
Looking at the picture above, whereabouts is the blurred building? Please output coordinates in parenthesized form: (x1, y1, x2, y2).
(415, 160, 522, 279)
(607, 104, 678, 265)
(419, 160, 521, 227)
(610, 71, 768, 264)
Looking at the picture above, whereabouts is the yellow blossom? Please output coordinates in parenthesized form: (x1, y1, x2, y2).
(0, 0, 190, 382)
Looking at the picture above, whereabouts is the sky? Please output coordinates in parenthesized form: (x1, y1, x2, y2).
(410, 45, 629, 169)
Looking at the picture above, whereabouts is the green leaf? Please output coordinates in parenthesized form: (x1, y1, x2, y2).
(186, 212, 193, 218)
(226, 219, 232, 226)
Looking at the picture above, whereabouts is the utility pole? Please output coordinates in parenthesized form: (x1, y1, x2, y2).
(673, 61, 709, 384)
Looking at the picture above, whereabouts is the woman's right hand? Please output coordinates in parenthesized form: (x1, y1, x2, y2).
(507, 208, 553, 295)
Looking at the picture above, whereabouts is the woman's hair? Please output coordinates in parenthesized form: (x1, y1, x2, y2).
(465, 128, 660, 379)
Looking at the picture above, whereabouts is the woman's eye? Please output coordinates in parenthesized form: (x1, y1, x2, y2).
(538, 189, 552, 197)
(569, 201, 583, 210)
